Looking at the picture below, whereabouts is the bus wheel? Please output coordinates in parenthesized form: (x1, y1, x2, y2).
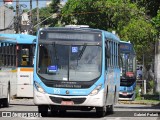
(38, 105, 48, 117)
(107, 105, 114, 114)
(3, 89, 10, 107)
(96, 106, 106, 117)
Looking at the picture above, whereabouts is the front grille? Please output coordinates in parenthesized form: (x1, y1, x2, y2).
(49, 96, 86, 104)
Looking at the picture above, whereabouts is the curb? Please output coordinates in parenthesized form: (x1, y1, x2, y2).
(118, 101, 160, 106)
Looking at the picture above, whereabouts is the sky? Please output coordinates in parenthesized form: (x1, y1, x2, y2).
(0, 0, 53, 9)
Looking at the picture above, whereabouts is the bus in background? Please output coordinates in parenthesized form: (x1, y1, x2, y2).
(33, 26, 120, 117)
(0, 34, 36, 106)
(119, 41, 136, 101)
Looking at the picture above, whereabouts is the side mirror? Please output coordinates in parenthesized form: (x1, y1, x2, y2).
(33, 39, 37, 43)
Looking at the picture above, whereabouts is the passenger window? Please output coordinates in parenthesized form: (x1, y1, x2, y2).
(105, 41, 111, 59)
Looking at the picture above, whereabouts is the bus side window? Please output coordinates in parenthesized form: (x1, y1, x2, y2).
(105, 41, 111, 59)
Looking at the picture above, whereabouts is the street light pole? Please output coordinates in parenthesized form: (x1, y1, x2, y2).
(30, 0, 32, 23)
(36, 0, 39, 30)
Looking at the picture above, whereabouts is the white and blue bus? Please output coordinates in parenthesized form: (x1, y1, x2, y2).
(119, 41, 136, 101)
(0, 34, 36, 107)
(33, 26, 120, 117)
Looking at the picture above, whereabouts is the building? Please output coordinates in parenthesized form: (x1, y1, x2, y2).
(0, 5, 14, 34)
(20, 12, 31, 34)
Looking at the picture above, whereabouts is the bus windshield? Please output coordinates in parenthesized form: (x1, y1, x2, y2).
(37, 43, 101, 81)
(120, 79, 135, 87)
(120, 53, 136, 78)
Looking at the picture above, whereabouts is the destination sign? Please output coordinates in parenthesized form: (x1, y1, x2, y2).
(39, 31, 101, 41)
(120, 43, 132, 51)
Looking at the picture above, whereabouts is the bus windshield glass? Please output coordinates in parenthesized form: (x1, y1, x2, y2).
(37, 43, 101, 81)
(120, 79, 135, 87)
(120, 53, 136, 78)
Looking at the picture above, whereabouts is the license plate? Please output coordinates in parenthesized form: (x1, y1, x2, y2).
(123, 92, 127, 96)
(61, 101, 74, 105)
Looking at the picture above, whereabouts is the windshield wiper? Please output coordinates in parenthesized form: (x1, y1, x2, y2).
(53, 42, 58, 60)
(78, 43, 87, 60)
(51, 42, 59, 68)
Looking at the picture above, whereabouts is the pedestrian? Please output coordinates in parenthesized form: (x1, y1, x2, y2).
(137, 66, 143, 79)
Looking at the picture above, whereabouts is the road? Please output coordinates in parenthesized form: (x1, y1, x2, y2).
(0, 99, 159, 120)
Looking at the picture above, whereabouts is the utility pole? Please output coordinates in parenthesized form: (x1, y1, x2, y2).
(36, 0, 39, 30)
(16, 0, 19, 33)
(30, 0, 32, 34)
(30, 0, 32, 23)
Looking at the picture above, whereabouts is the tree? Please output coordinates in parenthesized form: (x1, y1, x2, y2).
(152, 10, 160, 30)
(48, 0, 62, 26)
(120, 18, 157, 65)
(61, 0, 157, 64)
(31, 0, 61, 29)
(136, 0, 160, 17)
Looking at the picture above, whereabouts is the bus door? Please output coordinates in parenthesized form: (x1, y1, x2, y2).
(17, 44, 34, 97)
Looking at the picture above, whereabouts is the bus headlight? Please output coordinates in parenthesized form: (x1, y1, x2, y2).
(89, 84, 102, 96)
(34, 82, 45, 93)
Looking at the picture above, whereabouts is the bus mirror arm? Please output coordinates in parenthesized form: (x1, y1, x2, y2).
(32, 39, 36, 43)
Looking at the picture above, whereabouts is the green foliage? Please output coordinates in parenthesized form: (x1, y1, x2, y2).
(49, 0, 61, 13)
(31, 0, 61, 28)
(0, 60, 3, 66)
(152, 10, 160, 29)
(147, 80, 155, 94)
(149, 80, 155, 89)
(30, 0, 159, 66)
(137, 0, 160, 17)
(61, 0, 144, 31)
(135, 85, 141, 98)
(60, 0, 158, 65)
(120, 18, 157, 63)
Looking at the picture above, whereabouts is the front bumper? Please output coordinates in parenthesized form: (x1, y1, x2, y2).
(33, 88, 105, 107)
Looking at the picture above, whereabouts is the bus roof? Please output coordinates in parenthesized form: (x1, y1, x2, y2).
(104, 31, 120, 42)
(39, 27, 102, 33)
(0, 34, 36, 44)
(120, 40, 132, 44)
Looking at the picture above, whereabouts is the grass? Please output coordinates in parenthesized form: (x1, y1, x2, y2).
(135, 97, 160, 104)
(119, 97, 160, 105)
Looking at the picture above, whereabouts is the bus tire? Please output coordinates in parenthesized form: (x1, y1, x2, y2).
(107, 105, 114, 114)
(113, 86, 116, 103)
(96, 106, 106, 117)
(3, 87, 10, 107)
(38, 105, 48, 117)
